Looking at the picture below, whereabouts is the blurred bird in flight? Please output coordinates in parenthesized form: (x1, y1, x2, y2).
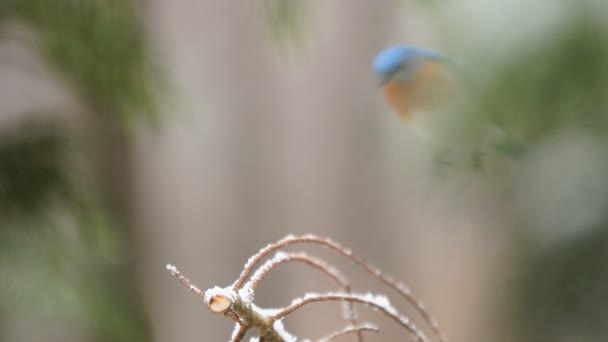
(372, 45, 527, 169)
(372, 45, 458, 143)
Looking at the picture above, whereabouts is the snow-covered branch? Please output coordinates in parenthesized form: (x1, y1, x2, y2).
(166, 234, 447, 342)
(270, 292, 428, 342)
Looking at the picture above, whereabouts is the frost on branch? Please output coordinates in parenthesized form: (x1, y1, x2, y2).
(166, 235, 447, 342)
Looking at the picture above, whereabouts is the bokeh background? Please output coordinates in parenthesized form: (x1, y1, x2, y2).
(1, 0, 608, 341)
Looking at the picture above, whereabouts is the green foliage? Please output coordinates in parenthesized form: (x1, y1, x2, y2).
(510, 224, 608, 342)
(441, 3, 608, 340)
(0, 206, 149, 342)
(0, 124, 67, 218)
(0, 1, 154, 340)
(263, 0, 306, 47)
(436, 5, 608, 173)
(3, 0, 154, 120)
(461, 10, 608, 149)
(485, 23, 607, 140)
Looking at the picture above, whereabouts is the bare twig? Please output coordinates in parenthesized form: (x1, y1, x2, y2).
(230, 323, 248, 342)
(319, 324, 381, 341)
(167, 235, 447, 342)
(270, 292, 428, 342)
(165, 264, 205, 298)
(245, 252, 348, 292)
(244, 251, 364, 342)
(232, 235, 445, 342)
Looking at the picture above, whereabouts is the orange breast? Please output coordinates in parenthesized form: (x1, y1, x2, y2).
(382, 60, 454, 123)
(383, 79, 412, 121)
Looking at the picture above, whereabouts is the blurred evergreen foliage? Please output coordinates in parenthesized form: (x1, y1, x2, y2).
(477, 16, 608, 144)
(1, 0, 154, 120)
(446, 3, 608, 341)
(0, 207, 143, 341)
(0, 0, 153, 341)
(452, 6, 608, 164)
(0, 125, 67, 218)
(263, 0, 306, 47)
(511, 223, 608, 342)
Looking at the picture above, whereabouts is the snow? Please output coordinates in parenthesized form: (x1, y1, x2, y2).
(165, 264, 178, 275)
(254, 303, 282, 317)
(204, 286, 236, 313)
(286, 292, 399, 317)
(204, 286, 236, 303)
(241, 235, 297, 273)
(242, 251, 291, 293)
(318, 323, 380, 342)
(168, 235, 436, 342)
(273, 320, 296, 342)
(238, 286, 255, 304)
(230, 324, 242, 341)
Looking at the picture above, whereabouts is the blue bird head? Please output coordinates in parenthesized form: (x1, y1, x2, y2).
(372, 46, 446, 84)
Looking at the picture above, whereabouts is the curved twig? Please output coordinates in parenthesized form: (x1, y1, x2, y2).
(232, 235, 445, 342)
(230, 323, 248, 342)
(243, 251, 364, 342)
(245, 252, 348, 292)
(270, 292, 428, 342)
(319, 324, 381, 341)
(165, 264, 205, 298)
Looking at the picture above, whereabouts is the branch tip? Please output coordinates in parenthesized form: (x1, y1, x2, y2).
(166, 264, 178, 275)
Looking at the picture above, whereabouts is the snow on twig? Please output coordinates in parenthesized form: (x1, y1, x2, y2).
(165, 264, 205, 298)
(241, 251, 363, 341)
(231, 323, 248, 342)
(166, 235, 447, 342)
(243, 251, 348, 292)
(231, 234, 445, 342)
(319, 323, 381, 341)
(270, 292, 428, 342)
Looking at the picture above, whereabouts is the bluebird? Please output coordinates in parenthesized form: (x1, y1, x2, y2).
(373, 46, 474, 167)
(372, 46, 456, 129)
(373, 46, 527, 169)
